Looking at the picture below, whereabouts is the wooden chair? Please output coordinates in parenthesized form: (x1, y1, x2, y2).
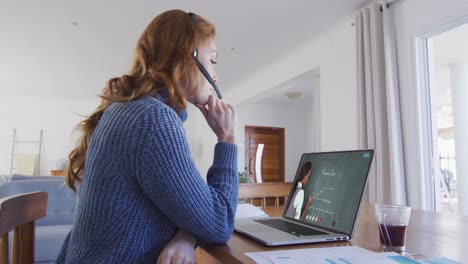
(0, 192, 47, 264)
(238, 182, 292, 208)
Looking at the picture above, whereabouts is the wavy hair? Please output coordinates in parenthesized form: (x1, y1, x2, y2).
(65, 9, 215, 191)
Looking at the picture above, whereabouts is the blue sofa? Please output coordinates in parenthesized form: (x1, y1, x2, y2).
(0, 177, 77, 263)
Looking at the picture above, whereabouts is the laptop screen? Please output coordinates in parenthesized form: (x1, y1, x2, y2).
(283, 150, 374, 235)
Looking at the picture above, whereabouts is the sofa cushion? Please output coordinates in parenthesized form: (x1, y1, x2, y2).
(11, 174, 64, 181)
(7, 225, 72, 263)
(36, 225, 73, 262)
(0, 175, 12, 184)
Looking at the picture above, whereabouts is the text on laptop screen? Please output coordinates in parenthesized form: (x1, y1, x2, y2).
(284, 150, 373, 235)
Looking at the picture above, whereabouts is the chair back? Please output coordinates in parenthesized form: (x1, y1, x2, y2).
(238, 182, 292, 208)
(0, 192, 47, 264)
(0, 180, 75, 226)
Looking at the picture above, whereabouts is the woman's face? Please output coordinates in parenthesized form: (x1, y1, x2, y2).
(301, 170, 311, 186)
(188, 37, 218, 105)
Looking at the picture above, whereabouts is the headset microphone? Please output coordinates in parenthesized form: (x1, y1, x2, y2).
(189, 12, 223, 100)
(192, 50, 222, 99)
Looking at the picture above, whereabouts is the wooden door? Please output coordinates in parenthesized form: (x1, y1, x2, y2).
(244, 126, 285, 182)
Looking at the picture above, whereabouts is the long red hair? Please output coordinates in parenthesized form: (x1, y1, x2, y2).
(65, 10, 215, 191)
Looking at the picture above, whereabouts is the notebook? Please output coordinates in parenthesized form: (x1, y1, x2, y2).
(234, 150, 374, 246)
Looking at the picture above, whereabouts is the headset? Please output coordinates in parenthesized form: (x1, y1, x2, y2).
(188, 12, 223, 100)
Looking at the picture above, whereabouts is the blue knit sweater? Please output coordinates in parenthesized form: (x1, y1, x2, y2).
(56, 96, 238, 263)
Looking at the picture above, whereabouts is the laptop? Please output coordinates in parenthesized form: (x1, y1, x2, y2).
(234, 149, 374, 246)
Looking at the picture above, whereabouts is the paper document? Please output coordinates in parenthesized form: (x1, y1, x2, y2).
(245, 246, 420, 264)
(235, 203, 269, 219)
(419, 257, 463, 264)
(375, 252, 463, 264)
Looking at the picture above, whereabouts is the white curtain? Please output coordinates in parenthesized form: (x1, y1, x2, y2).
(356, 1, 407, 205)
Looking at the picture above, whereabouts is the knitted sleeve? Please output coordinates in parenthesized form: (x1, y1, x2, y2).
(135, 105, 238, 244)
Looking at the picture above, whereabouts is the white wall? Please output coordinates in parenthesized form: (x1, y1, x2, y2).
(0, 96, 98, 175)
(394, 0, 468, 209)
(236, 104, 310, 182)
(450, 62, 468, 216)
(0, 96, 220, 179)
(183, 104, 217, 179)
(308, 73, 321, 152)
(226, 18, 358, 151)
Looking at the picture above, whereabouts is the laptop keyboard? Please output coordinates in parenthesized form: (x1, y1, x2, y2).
(254, 219, 328, 237)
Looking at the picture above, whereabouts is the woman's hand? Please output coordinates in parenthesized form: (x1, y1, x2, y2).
(157, 230, 197, 264)
(196, 95, 236, 143)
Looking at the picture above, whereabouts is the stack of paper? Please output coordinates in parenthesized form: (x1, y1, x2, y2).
(245, 246, 461, 264)
(246, 246, 400, 264)
(235, 203, 269, 219)
(245, 246, 463, 264)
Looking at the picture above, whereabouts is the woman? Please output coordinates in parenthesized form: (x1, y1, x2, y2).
(57, 9, 238, 264)
(286, 161, 312, 219)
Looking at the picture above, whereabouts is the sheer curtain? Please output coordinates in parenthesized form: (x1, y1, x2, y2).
(356, 0, 407, 205)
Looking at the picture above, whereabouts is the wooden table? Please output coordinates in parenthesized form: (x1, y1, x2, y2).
(200, 205, 468, 263)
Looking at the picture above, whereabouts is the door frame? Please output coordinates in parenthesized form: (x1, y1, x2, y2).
(415, 15, 468, 211)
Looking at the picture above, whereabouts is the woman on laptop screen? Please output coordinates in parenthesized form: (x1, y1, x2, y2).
(286, 161, 312, 219)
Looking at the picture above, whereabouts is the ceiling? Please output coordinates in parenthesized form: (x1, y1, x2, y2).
(433, 22, 468, 66)
(0, 0, 371, 99)
(242, 67, 320, 108)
